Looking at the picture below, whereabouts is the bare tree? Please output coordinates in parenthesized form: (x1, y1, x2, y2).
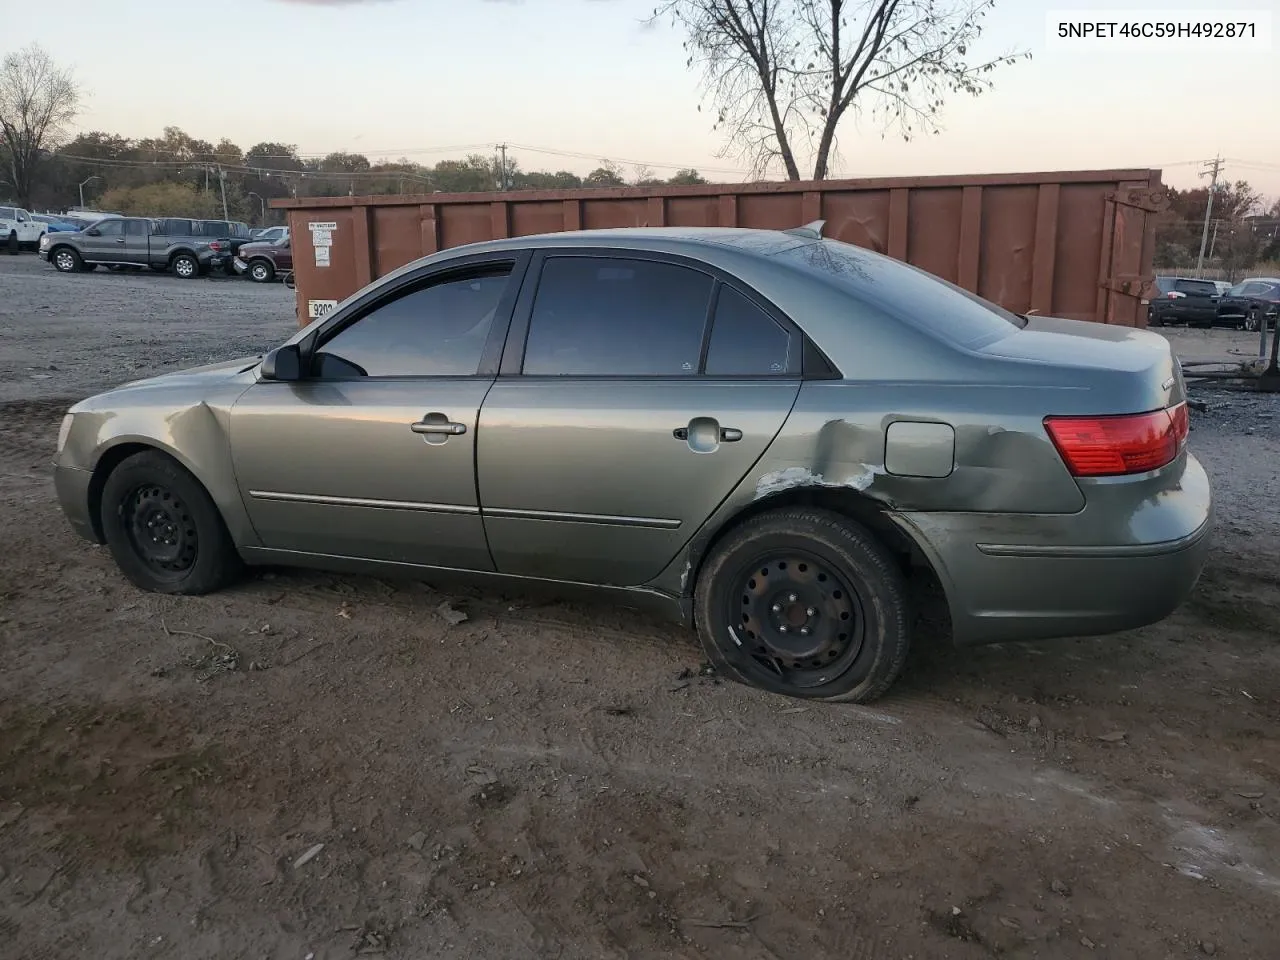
(654, 0, 1029, 180)
(0, 44, 81, 206)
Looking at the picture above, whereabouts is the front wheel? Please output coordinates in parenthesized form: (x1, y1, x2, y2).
(51, 246, 82, 272)
(248, 259, 275, 283)
(171, 253, 199, 279)
(694, 508, 911, 703)
(6, 231, 18, 255)
(100, 450, 242, 595)
(1245, 309, 1261, 333)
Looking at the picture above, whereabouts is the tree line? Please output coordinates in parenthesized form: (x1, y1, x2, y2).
(1153, 180, 1280, 278)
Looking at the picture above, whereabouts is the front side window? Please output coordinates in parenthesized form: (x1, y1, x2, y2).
(704, 286, 793, 375)
(95, 220, 124, 237)
(313, 266, 511, 378)
(523, 256, 714, 376)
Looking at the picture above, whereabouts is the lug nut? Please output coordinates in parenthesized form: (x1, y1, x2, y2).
(788, 593, 798, 603)
(779, 625, 789, 633)
(800, 627, 810, 636)
(772, 603, 782, 613)
(806, 607, 816, 616)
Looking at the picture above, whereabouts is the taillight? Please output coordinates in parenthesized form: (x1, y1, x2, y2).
(209, 241, 223, 251)
(1044, 402, 1188, 477)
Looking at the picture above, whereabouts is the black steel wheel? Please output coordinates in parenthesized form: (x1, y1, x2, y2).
(100, 450, 242, 595)
(695, 508, 910, 703)
(730, 552, 866, 688)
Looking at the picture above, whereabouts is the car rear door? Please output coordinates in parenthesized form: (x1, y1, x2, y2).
(1173, 278, 1219, 324)
(229, 251, 529, 570)
(476, 250, 802, 587)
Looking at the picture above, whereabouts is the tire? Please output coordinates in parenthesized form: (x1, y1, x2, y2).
(6, 231, 18, 255)
(99, 450, 242, 595)
(51, 246, 82, 272)
(1245, 309, 1260, 333)
(248, 259, 275, 283)
(171, 253, 199, 279)
(694, 508, 911, 703)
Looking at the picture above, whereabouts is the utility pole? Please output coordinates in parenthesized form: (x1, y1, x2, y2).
(1195, 155, 1224, 277)
(217, 165, 229, 220)
(499, 143, 508, 191)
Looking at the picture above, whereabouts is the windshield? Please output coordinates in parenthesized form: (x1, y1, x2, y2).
(776, 238, 1027, 348)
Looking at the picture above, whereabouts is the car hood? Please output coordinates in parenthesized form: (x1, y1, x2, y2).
(84, 356, 263, 400)
(238, 241, 276, 255)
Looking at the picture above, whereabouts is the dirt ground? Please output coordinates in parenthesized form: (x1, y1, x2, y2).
(2, 253, 1279, 960)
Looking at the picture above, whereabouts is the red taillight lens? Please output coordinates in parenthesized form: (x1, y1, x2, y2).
(209, 241, 223, 251)
(1044, 402, 1188, 477)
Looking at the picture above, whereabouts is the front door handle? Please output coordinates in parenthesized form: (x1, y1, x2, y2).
(673, 418, 743, 452)
(411, 419, 466, 436)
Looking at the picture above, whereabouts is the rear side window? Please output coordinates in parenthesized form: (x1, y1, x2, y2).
(704, 286, 793, 375)
(777, 239, 1025, 348)
(313, 266, 511, 378)
(523, 256, 714, 376)
(124, 219, 148, 237)
(1175, 279, 1217, 296)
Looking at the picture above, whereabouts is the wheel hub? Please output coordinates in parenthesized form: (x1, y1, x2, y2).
(124, 484, 197, 573)
(731, 554, 864, 687)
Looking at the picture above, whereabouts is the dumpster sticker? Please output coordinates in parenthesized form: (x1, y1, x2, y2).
(307, 299, 338, 319)
(308, 221, 336, 268)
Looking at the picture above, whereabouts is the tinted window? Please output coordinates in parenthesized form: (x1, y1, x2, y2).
(1154, 277, 1176, 294)
(124, 219, 148, 237)
(0, 207, 15, 219)
(165, 219, 195, 236)
(95, 220, 124, 236)
(704, 286, 793, 375)
(200, 221, 231, 237)
(523, 257, 713, 376)
(313, 266, 510, 378)
(777, 239, 1024, 348)
(1175, 279, 1217, 296)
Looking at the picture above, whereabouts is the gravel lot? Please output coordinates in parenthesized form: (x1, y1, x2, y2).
(2, 253, 1279, 959)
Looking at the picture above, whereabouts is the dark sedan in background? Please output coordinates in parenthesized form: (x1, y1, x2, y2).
(1215, 277, 1280, 331)
(1146, 275, 1220, 327)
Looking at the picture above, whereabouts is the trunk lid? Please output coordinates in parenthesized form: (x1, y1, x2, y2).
(979, 314, 1185, 411)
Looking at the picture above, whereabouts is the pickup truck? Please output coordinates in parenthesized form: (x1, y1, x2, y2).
(1, 205, 49, 253)
(232, 234, 293, 282)
(39, 217, 224, 278)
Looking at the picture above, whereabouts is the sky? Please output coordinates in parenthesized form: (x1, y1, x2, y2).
(2, 0, 1278, 199)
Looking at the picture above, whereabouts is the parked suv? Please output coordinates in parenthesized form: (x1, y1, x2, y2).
(1216, 277, 1280, 331)
(233, 232, 293, 282)
(1146, 275, 1220, 327)
(1, 205, 48, 253)
(39, 217, 221, 278)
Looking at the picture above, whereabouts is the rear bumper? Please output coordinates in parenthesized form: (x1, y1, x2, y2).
(54, 464, 100, 543)
(899, 453, 1213, 646)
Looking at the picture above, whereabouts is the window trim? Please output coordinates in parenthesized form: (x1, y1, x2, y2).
(499, 248, 829, 380)
(293, 250, 533, 382)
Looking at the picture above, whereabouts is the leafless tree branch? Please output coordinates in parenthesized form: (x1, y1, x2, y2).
(0, 43, 81, 207)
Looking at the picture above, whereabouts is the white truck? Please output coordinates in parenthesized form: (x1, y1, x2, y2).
(1, 205, 49, 253)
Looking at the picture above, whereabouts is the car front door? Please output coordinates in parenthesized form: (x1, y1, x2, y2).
(1173, 278, 1219, 325)
(230, 252, 528, 570)
(477, 251, 803, 586)
(80, 218, 128, 261)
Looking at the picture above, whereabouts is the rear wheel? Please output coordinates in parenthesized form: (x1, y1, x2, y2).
(171, 253, 199, 279)
(248, 259, 274, 283)
(100, 450, 242, 595)
(694, 508, 911, 703)
(51, 246, 82, 272)
(1245, 309, 1261, 332)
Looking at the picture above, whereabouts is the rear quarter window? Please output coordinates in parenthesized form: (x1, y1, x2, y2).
(777, 239, 1025, 349)
(1175, 279, 1218, 296)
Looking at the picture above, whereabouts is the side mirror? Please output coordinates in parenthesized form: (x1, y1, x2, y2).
(86, 228, 100, 236)
(261, 343, 303, 381)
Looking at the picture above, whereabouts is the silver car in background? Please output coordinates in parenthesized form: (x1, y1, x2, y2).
(52, 225, 1212, 702)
